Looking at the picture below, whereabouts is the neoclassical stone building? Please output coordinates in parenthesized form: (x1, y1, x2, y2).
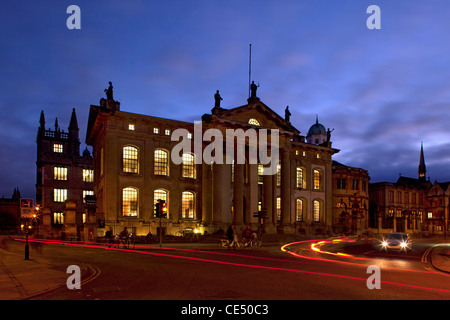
(86, 85, 339, 236)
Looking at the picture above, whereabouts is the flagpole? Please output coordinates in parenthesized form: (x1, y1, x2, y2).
(248, 43, 252, 98)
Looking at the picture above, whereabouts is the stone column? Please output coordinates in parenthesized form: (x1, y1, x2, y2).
(202, 162, 212, 225)
(263, 172, 275, 233)
(280, 149, 291, 228)
(233, 163, 244, 225)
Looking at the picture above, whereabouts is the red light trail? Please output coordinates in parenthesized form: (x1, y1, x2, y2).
(14, 237, 450, 294)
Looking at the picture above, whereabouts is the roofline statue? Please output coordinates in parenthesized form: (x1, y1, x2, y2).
(104, 81, 113, 100)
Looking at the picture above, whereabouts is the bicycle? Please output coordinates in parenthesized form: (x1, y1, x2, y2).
(119, 235, 135, 249)
(218, 237, 241, 249)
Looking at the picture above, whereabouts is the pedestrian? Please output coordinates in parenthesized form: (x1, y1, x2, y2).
(105, 227, 114, 247)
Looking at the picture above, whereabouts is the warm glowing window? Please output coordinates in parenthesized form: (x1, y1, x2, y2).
(54, 189, 67, 202)
(153, 127, 159, 134)
(248, 118, 261, 126)
(53, 143, 63, 153)
(123, 146, 139, 173)
(83, 169, 94, 182)
(128, 123, 135, 131)
(296, 199, 304, 222)
(154, 189, 168, 217)
(182, 191, 195, 219)
(53, 212, 64, 225)
(54, 167, 67, 181)
(165, 129, 171, 136)
(182, 153, 196, 179)
(276, 197, 281, 221)
(313, 200, 321, 222)
(313, 169, 321, 190)
(258, 164, 264, 184)
(122, 187, 138, 217)
(83, 190, 94, 203)
(296, 167, 306, 189)
(276, 164, 281, 186)
(154, 149, 169, 175)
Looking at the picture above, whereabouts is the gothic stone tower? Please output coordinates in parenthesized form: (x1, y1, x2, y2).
(36, 108, 94, 236)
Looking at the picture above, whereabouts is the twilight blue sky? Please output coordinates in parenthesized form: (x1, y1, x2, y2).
(1, 0, 450, 199)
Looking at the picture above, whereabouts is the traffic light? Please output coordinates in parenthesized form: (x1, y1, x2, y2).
(161, 200, 167, 218)
(155, 202, 160, 218)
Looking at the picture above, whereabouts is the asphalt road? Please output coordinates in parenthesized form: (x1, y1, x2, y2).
(5, 237, 449, 303)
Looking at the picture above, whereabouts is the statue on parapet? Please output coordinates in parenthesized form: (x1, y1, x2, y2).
(214, 90, 223, 108)
(285, 106, 291, 122)
(250, 81, 259, 98)
(104, 82, 113, 100)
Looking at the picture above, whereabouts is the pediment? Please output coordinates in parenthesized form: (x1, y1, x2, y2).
(208, 99, 300, 135)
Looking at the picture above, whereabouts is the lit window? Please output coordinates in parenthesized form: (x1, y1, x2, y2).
(313, 200, 321, 222)
(427, 212, 433, 219)
(165, 129, 171, 136)
(53, 143, 63, 153)
(316, 153, 320, 159)
(182, 191, 195, 219)
(258, 164, 264, 184)
(83, 169, 94, 182)
(122, 187, 138, 217)
(276, 197, 281, 221)
(54, 167, 67, 181)
(248, 118, 261, 126)
(53, 212, 64, 225)
(187, 132, 193, 139)
(313, 169, 321, 190)
(154, 189, 168, 217)
(153, 127, 159, 134)
(83, 190, 94, 203)
(128, 123, 135, 131)
(296, 199, 304, 222)
(296, 167, 305, 189)
(182, 153, 196, 179)
(276, 164, 281, 187)
(154, 149, 169, 175)
(123, 146, 139, 173)
(54, 189, 67, 202)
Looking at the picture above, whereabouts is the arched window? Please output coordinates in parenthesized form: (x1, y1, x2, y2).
(296, 199, 305, 222)
(154, 189, 168, 217)
(296, 167, 306, 189)
(313, 200, 321, 222)
(182, 153, 196, 179)
(182, 191, 195, 219)
(248, 118, 261, 126)
(122, 187, 138, 217)
(123, 146, 139, 173)
(154, 149, 169, 176)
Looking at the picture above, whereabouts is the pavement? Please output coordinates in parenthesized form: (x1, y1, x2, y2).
(0, 234, 449, 300)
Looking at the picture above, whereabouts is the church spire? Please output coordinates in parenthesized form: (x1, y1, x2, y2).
(69, 108, 78, 131)
(418, 142, 426, 181)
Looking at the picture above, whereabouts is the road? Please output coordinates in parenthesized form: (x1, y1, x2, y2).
(4, 237, 450, 301)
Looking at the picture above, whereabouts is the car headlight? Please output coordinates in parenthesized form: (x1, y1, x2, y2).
(382, 241, 388, 247)
(400, 242, 407, 248)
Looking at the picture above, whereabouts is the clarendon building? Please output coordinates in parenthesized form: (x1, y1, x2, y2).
(85, 85, 345, 237)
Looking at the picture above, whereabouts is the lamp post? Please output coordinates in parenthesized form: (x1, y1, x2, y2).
(25, 232, 29, 260)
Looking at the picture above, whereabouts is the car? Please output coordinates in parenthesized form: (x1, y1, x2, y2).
(380, 232, 412, 252)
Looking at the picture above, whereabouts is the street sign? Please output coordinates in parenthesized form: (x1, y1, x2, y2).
(20, 198, 34, 218)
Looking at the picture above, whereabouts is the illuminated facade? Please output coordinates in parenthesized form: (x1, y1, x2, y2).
(369, 145, 449, 236)
(36, 108, 94, 236)
(86, 88, 339, 236)
(332, 161, 370, 235)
